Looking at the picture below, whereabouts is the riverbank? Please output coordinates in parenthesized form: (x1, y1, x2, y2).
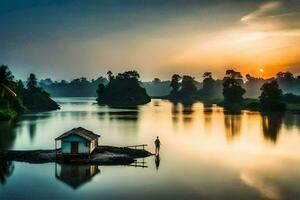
(0, 146, 153, 165)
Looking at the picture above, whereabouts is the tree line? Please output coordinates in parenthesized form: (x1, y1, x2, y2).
(0, 65, 59, 120)
(168, 70, 300, 112)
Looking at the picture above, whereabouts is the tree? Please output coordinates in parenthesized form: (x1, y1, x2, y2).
(0, 66, 25, 120)
(0, 65, 16, 97)
(96, 83, 105, 101)
(97, 70, 150, 106)
(198, 72, 218, 100)
(259, 80, 285, 111)
(107, 71, 113, 81)
(152, 78, 161, 83)
(181, 75, 197, 97)
(203, 72, 212, 79)
(116, 70, 140, 80)
(222, 69, 245, 110)
(169, 74, 181, 100)
(27, 73, 38, 91)
(170, 74, 181, 92)
(276, 71, 296, 94)
(16, 80, 24, 97)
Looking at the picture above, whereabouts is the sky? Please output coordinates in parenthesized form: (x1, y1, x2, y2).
(0, 0, 299, 81)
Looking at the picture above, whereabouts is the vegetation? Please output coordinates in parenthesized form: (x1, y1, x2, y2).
(0, 65, 25, 120)
(259, 80, 286, 112)
(21, 73, 60, 111)
(2, 63, 299, 116)
(142, 78, 171, 97)
(96, 71, 151, 106)
(222, 70, 246, 111)
(0, 65, 59, 121)
(168, 74, 198, 103)
(40, 77, 108, 97)
(197, 72, 222, 101)
(164, 69, 300, 113)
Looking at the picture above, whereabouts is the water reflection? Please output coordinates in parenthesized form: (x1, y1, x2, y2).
(224, 114, 242, 141)
(0, 160, 14, 185)
(1, 99, 300, 199)
(203, 104, 213, 131)
(0, 121, 18, 150)
(261, 113, 284, 143)
(171, 103, 180, 123)
(182, 103, 194, 114)
(107, 111, 139, 121)
(1, 99, 299, 151)
(155, 155, 161, 170)
(55, 164, 100, 189)
(282, 113, 300, 130)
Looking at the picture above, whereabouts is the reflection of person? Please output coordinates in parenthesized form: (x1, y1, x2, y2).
(155, 136, 160, 155)
(155, 155, 160, 170)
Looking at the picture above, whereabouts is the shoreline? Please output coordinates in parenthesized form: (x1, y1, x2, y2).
(0, 145, 153, 165)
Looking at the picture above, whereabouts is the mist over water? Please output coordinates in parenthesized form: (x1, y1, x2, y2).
(1, 98, 300, 200)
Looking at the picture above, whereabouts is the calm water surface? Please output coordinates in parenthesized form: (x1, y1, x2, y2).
(1, 98, 300, 200)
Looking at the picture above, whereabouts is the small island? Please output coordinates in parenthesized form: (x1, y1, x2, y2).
(0, 127, 153, 165)
(96, 71, 151, 106)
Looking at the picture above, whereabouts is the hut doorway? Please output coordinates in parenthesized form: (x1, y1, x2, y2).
(71, 142, 79, 154)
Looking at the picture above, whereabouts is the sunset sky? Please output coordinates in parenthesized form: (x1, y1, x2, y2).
(0, 0, 299, 81)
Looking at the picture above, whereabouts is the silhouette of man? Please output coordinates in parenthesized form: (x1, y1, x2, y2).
(155, 136, 160, 155)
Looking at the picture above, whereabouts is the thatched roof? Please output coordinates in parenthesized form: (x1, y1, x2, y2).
(55, 127, 100, 141)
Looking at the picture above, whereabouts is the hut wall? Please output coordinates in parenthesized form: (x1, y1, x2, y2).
(61, 134, 89, 154)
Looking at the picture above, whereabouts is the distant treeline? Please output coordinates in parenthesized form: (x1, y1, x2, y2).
(167, 70, 300, 112)
(39, 77, 108, 97)
(38, 77, 202, 97)
(38, 71, 299, 98)
(197, 71, 300, 100)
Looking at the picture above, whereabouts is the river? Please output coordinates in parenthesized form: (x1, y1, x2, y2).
(1, 97, 300, 200)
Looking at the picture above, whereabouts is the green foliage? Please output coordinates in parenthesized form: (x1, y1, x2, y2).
(283, 93, 300, 103)
(0, 65, 25, 120)
(22, 73, 59, 111)
(27, 73, 38, 91)
(142, 79, 171, 97)
(168, 74, 198, 103)
(97, 71, 151, 106)
(179, 75, 198, 102)
(222, 69, 246, 110)
(0, 65, 17, 97)
(169, 74, 181, 99)
(259, 80, 286, 111)
(41, 77, 108, 97)
(242, 98, 260, 111)
(198, 72, 222, 100)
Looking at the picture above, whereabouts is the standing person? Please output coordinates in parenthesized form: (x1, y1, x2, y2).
(155, 136, 161, 155)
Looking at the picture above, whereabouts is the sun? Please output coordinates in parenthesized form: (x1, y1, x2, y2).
(259, 68, 264, 73)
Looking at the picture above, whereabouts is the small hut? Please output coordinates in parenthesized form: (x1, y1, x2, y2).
(55, 127, 100, 156)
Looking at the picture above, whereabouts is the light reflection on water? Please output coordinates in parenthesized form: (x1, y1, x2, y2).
(0, 98, 300, 200)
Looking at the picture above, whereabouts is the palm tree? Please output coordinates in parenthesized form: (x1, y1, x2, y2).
(0, 65, 16, 97)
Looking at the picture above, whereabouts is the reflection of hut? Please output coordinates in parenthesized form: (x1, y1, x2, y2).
(55, 127, 100, 157)
(55, 164, 100, 189)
